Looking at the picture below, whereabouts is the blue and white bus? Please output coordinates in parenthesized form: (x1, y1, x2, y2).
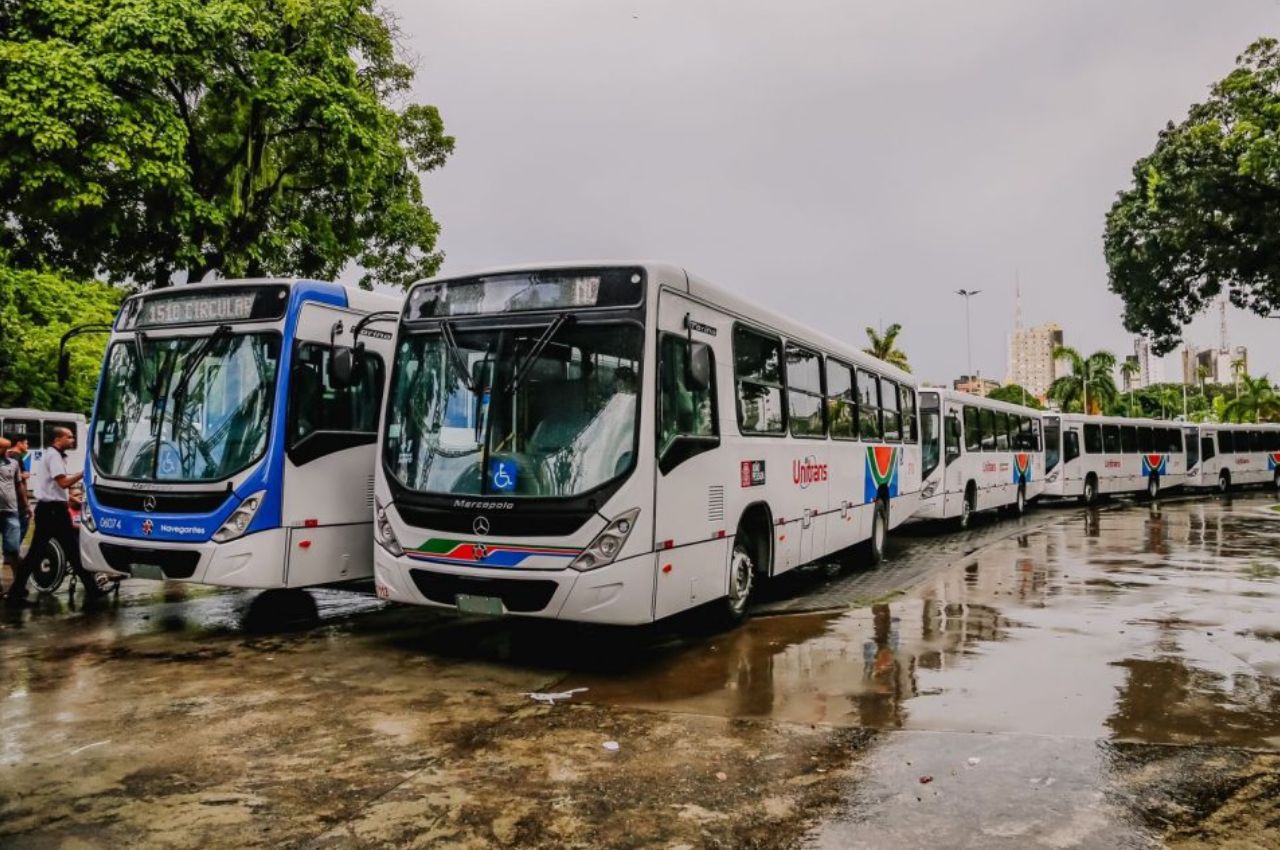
(78, 279, 400, 589)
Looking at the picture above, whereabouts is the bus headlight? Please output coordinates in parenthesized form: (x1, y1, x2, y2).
(921, 481, 938, 499)
(571, 508, 640, 572)
(375, 502, 403, 557)
(212, 491, 265, 543)
(81, 502, 97, 533)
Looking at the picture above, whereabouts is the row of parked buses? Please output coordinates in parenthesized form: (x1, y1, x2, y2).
(50, 264, 1280, 627)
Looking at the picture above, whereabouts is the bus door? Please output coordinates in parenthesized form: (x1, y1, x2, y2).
(278, 302, 390, 586)
(942, 404, 965, 515)
(1184, 426, 1200, 481)
(1062, 426, 1082, 490)
(652, 290, 732, 620)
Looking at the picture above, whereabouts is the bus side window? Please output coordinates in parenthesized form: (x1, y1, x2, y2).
(1121, 426, 1137, 454)
(287, 342, 385, 464)
(1103, 425, 1121, 454)
(1167, 428, 1183, 454)
(1064, 430, 1081, 463)
(1202, 435, 1216, 462)
(1137, 427, 1153, 454)
(963, 406, 980, 453)
(784, 344, 825, 438)
(1218, 431, 1233, 454)
(855, 370, 881, 441)
(658, 335, 718, 473)
(880, 377, 902, 441)
(944, 413, 962, 465)
(1084, 424, 1102, 454)
(825, 361, 856, 440)
(980, 408, 997, 451)
(900, 386, 918, 443)
(733, 326, 786, 435)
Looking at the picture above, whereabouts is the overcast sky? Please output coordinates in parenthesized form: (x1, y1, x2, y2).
(382, 0, 1279, 386)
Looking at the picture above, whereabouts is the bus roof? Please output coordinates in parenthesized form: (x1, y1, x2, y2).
(920, 388, 1044, 417)
(411, 260, 917, 385)
(0, 408, 86, 422)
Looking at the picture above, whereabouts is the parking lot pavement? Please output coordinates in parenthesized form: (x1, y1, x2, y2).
(2, 492, 1279, 848)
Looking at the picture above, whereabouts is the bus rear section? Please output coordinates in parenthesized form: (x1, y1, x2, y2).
(1184, 424, 1280, 493)
(0, 409, 87, 497)
(372, 262, 921, 626)
(916, 390, 1044, 527)
(1040, 415, 1186, 503)
(79, 279, 398, 589)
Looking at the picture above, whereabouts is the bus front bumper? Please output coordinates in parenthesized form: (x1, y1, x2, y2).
(80, 527, 289, 589)
(374, 546, 657, 625)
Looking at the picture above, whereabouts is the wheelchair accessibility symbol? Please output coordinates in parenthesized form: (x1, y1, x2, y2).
(489, 460, 516, 493)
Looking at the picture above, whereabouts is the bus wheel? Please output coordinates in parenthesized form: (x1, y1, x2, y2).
(1082, 475, 1098, 506)
(1014, 483, 1027, 517)
(31, 539, 69, 594)
(1146, 475, 1159, 501)
(709, 538, 756, 627)
(957, 485, 976, 530)
(1217, 471, 1231, 494)
(868, 498, 889, 565)
(1274, 470, 1279, 493)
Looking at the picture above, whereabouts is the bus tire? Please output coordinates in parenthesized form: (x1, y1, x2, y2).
(1013, 482, 1027, 517)
(868, 497, 889, 566)
(1274, 470, 1279, 493)
(1146, 475, 1159, 501)
(1217, 470, 1231, 494)
(712, 538, 756, 627)
(1082, 474, 1098, 506)
(31, 538, 69, 594)
(957, 484, 976, 530)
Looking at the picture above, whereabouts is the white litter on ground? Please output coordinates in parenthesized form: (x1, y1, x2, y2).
(521, 688, 588, 705)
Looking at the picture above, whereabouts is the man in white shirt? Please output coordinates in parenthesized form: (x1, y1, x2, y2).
(7, 427, 103, 605)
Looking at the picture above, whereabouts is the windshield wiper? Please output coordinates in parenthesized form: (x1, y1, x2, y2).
(172, 324, 232, 425)
(504, 312, 575, 394)
(440, 320, 480, 395)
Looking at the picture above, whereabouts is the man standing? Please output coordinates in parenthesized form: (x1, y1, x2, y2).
(7, 427, 102, 605)
(5, 433, 32, 544)
(0, 437, 28, 599)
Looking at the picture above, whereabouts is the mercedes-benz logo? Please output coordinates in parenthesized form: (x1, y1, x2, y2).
(143, 495, 157, 513)
(472, 516, 490, 536)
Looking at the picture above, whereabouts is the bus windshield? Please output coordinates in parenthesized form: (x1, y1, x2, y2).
(92, 332, 281, 482)
(384, 323, 642, 498)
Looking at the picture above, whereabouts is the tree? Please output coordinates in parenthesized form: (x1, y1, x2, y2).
(1118, 360, 1141, 416)
(0, 0, 454, 289)
(0, 264, 122, 413)
(1221, 375, 1280, 422)
(1104, 38, 1280, 354)
(986, 384, 1043, 409)
(1047, 346, 1118, 414)
(863, 324, 910, 372)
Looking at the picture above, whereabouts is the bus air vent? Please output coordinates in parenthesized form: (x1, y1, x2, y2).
(366, 475, 375, 508)
(708, 485, 725, 522)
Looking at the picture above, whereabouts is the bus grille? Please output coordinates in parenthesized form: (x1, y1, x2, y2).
(408, 570, 558, 613)
(94, 486, 229, 515)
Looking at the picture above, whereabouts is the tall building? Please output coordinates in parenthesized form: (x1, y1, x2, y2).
(1007, 322, 1063, 399)
(1132, 337, 1153, 389)
(1181, 345, 1199, 385)
(1122, 355, 1141, 391)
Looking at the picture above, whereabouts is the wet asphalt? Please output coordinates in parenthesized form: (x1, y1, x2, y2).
(1, 493, 1278, 848)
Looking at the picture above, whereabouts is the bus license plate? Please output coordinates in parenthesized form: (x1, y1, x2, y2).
(130, 563, 165, 581)
(455, 593, 504, 617)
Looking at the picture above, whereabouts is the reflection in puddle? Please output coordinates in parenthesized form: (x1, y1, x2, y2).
(569, 496, 1280, 749)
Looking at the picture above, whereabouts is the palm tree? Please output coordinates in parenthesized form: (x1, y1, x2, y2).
(1047, 346, 1118, 414)
(1231, 357, 1247, 399)
(864, 324, 911, 372)
(1222, 375, 1280, 423)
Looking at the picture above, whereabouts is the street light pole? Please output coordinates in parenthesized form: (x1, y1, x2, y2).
(956, 289, 982, 385)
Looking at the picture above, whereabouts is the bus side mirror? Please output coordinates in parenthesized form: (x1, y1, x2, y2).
(57, 351, 71, 386)
(685, 342, 712, 392)
(331, 346, 357, 389)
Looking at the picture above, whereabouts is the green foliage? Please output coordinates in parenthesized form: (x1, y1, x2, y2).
(986, 384, 1043, 409)
(0, 0, 454, 289)
(0, 264, 122, 413)
(1105, 38, 1280, 353)
(863, 323, 910, 372)
(1047, 346, 1118, 414)
(1221, 375, 1280, 422)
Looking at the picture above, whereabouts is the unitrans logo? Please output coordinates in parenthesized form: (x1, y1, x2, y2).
(792, 456, 828, 489)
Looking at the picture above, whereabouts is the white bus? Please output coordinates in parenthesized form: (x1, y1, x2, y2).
(0, 408, 88, 496)
(1041, 414, 1187, 504)
(1184, 423, 1280, 493)
(917, 390, 1045, 527)
(368, 262, 922, 626)
(77, 279, 399, 589)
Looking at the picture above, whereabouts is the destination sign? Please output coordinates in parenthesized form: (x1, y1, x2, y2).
(122, 286, 289, 329)
(408, 267, 644, 319)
